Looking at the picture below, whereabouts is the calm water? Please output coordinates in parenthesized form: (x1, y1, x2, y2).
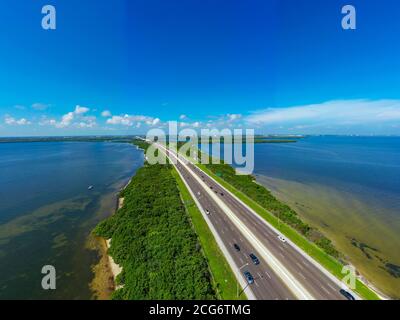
(0, 142, 143, 299)
(206, 136, 400, 297)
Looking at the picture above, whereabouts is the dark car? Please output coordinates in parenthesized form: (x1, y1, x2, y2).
(233, 243, 240, 251)
(249, 253, 260, 265)
(243, 271, 254, 284)
(340, 289, 356, 300)
(220, 192, 224, 196)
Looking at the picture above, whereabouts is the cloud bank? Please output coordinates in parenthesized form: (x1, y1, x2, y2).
(245, 99, 400, 133)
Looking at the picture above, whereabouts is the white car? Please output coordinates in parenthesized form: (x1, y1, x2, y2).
(197, 192, 201, 196)
(205, 209, 210, 215)
(277, 235, 286, 243)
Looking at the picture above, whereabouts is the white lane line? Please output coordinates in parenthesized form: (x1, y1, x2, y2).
(257, 272, 262, 280)
(255, 281, 260, 288)
(228, 241, 233, 246)
(298, 272, 306, 280)
(296, 262, 304, 270)
(327, 283, 336, 291)
(265, 271, 271, 279)
(221, 229, 225, 234)
(239, 237, 244, 243)
(321, 286, 330, 295)
(239, 257, 244, 264)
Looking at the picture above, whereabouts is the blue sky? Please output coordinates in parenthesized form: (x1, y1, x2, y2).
(1, 0, 400, 136)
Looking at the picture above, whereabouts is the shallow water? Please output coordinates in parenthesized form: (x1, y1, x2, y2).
(0, 142, 143, 299)
(252, 136, 400, 298)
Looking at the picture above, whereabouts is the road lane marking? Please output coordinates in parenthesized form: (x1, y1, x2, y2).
(265, 271, 271, 279)
(327, 283, 336, 291)
(298, 272, 306, 280)
(296, 262, 304, 270)
(321, 286, 330, 295)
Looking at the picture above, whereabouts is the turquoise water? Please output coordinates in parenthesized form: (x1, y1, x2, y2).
(0, 142, 143, 299)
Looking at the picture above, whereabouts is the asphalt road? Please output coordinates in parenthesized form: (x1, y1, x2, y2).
(159, 145, 351, 300)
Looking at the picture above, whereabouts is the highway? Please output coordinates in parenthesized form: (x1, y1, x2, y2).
(156, 143, 354, 300)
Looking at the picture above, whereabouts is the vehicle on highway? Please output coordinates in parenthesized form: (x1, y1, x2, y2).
(233, 243, 240, 251)
(220, 192, 224, 196)
(339, 289, 356, 300)
(197, 191, 201, 196)
(243, 271, 254, 284)
(205, 209, 210, 215)
(278, 235, 287, 243)
(210, 186, 213, 189)
(249, 253, 260, 265)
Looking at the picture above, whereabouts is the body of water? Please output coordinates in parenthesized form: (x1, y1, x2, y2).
(0, 142, 143, 299)
(203, 136, 400, 298)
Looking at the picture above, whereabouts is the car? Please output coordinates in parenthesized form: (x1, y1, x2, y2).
(210, 186, 213, 189)
(340, 289, 356, 300)
(233, 243, 240, 251)
(243, 271, 254, 284)
(249, 253, 260, 265)
(277, 235, 287, 243)
(197, 192, 201, 196)
(220, 193, 224, 196)
(205, 209, 210, 215)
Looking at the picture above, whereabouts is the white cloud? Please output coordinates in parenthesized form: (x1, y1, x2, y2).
(107, 115, 133, 126)
(227, 114, 242, 121)
(152, 118, 160, 126)
(32, 103, 50, 111)
(74, 105, 90, 115)
(245, 100, 400, 128)
(106, 114, 161, 127)
(4, 115, 31, 125)
(179, 114, 187, 120)
(101, 110, 111, 117)
(40, 105, 94, 129)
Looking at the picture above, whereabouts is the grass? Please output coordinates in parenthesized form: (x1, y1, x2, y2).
(171, 168, 246, 300)
(190, 160, 380, 300)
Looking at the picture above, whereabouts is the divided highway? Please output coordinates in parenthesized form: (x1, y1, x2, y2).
(156, 143, 355, 300)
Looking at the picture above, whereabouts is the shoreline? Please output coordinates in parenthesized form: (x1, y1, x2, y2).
(91, 177, 132, 299)
(105, 196, 125, 285)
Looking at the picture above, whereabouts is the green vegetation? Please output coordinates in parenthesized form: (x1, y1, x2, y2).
(132, 139, 151, 152)
(171, 169, 245, 300)
(93, 163, 216, 300)
(192, 158, 379, 300)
